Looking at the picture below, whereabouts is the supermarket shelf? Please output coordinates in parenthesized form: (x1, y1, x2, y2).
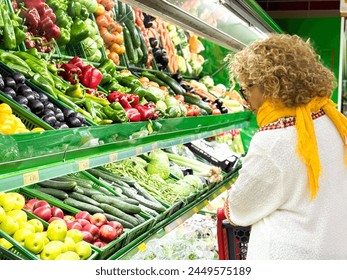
(0, 112, 251, 192)
(109, 172, 239, 260)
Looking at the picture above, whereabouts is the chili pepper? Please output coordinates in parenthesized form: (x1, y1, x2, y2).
(56, 28, 70, 46)
(85, 94, 110, 106)
(25, 8, 40, 30)
(65, 82, 84, 99)
(23, 58, 55, 86)
(11, 11, 23, 25)
(1, 9, 16, 50)
(60, 63, 82, 84)
(103, 103, 128, 123)
(69, 19, 89, 44)
(125, 107, 141, 122)
(0, 52, 32, 73)
(88, 68, 103, 89)
(68, 56, 85, 69)
(0, 9, 4, 28)
(13, 27, 26, 45)
(31, 73, 57, 98)
(135, 104, 155, 121)
(57, 94, 92, 119)
(84, 98, 97, 119)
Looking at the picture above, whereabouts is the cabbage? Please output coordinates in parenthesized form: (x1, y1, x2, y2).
(169, 164, 184, 179)
(181, 175, 204, 190)
(147, 160, 170, 180)
(88, 49, 102, 62)
(148, 149, 169, 163)
(81, 37, 98, 57)
(92, 34, 104, 49)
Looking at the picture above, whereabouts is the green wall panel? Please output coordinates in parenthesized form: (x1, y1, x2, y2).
(274, 17, 340, 103)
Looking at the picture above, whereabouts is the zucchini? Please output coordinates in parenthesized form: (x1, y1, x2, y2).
(99, 203, 139, 226)
(182, 93, 213, 114)
(73, 186, 101, 197)
(117, 1, 126, 21)
(125, 4, 134, 22)
(124, 19, 140, 48)
(37, 179, 77, 191)
(123, 24, 138, 64)
(53, 177, 93, 189)
(68, 192, 100, 206)
(35, 187, 69, 200)
(155, 71, 186, 95)
(137, 26, 148, 65)
(64, 198, 104, 214)
(104, 213, 134, 229)
(92, 194, 141, 214)
(133, 193, 166, 213)
(136, 47, 143, 65)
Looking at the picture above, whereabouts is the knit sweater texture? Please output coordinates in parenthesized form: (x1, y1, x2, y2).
(225, 115, 347, 259)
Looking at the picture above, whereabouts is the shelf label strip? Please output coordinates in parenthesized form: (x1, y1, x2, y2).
(23, 171, 39, 185)
(78, 159, 90, 171)
(109, 153, 118, 163)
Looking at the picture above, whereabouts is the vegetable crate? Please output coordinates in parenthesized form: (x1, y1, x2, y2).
(216, 208, 250, 260)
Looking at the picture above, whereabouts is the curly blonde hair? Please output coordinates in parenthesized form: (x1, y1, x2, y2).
(226, 34, 336, 107)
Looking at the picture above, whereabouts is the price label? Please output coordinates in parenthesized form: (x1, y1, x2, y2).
(138, 243, 147, 252)
(78, 159, 90, 171)
(152, 142, 158, 150)
(193, 207, 199, 213)
(136, 147, 143, 155)
(23, 171, 39, 185)
(109, 153, 117, 163)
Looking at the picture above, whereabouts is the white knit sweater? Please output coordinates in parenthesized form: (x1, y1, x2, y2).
(225, 114, 347, 260)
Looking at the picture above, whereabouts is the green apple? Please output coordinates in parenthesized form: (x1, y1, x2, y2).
(48, 240, 67, 253)
(47, 220, 67, 241)
(55, 251, 80, 260)
(66, 229, 83, 243)
(7, 193, 25, 210)
(40, 241, 63, 260)
(19, 221, 36, 233)
(0, 216, 19, 235)
(7, 209, 27, 225)
(64, 236, 76, 252)
(0, 238, 13, 250)
(13, 228, 33, 246)
(0, 206, 5, 223)
(36, 232, 49, 245)
(27, 219, 44, 233)
(75, 241, 92, 260)
(24, 232, 45, 254)
(0, 193, 17, 212)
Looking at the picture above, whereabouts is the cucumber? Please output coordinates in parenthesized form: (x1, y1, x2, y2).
(141, 71, 175, 95)
(117, 1, 126, 20)
(137, 26, 148, 65)
(99, 203, 139, 226)
(134, 214, 146, 224)
(53, 177, 93, 189)
(124, 19, 140, 48)
(182, 93, 213, 114)
(98, 186, 116, 196)
(155, 71, 186, 95)
(136, 47, 143, 64)
(123, 24, 136, 64)
(64, 198, 104, 214)
(139, 204, 160, 217)
(88, 168, 130, 188)
(35, 187, 69, 200)
(74, 186, 101, 197)
(125, 4, 134, 22)
(132, 182, 162, 204)
(92, 194, 141, 214)
(37, 179, 77, 191)
(68, 192, 101, 206)
(104, 213, 134, 229)
(116, 196, 140, 206)
(133, 193, 166, 213)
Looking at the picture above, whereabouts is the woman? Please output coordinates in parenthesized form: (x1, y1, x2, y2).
(224, 34, 347, 260)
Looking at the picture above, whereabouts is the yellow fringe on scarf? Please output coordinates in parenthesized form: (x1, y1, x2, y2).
(257, 97, 347, 200)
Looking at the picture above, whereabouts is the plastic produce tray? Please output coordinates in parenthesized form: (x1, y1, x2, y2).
(0, 61, 96, 127)
(216, 208, 250, 260)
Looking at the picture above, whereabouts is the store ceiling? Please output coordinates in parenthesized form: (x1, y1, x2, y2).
(254, 0, 340, 18)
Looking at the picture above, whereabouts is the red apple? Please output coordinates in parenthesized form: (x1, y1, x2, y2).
(67, 221, 83, 231)
(51, 207, 64, 219)
(108, 221, 123, 234)
(99, 224, 119, 243)
(81, 231, 94, 243)
(75, 211, 91, 221)
(75, 218, 90, 227)
(23, 205, 33, 212)
(33, 200, 50, 210)
(33, 206, 52, 221)
(63, 215, 75, 222)
(93, 240, 107, 248)
(25, 198, 39, 210)
(48, 217, 64, 223)
(83, 223, 99, 241)
(90, 213, 107, 228)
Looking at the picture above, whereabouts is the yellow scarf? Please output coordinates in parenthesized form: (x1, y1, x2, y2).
(257, 97, 347, 200)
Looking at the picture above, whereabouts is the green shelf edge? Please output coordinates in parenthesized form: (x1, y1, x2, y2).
(0, 111, 251, 191)
(109, 172, 239, 260)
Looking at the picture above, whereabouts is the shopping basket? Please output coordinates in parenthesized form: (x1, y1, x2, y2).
(216, 208, 250, 260)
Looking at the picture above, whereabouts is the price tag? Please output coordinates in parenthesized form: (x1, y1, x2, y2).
(78, 159, 90, 171)
(193, 207, 199, 213)
(152, 142, 158, 150)
(23, 171, 39, 185)
(109, 153, 117, 163)
(136, 147, 143, 155)
(138, 243, 147, 252)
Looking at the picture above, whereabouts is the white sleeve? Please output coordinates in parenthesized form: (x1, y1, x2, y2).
(225, 139, 285, 226)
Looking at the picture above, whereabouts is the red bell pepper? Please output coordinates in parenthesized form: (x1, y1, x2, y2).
(125, 108, 141, 122)
(119, 95, 132, 109)
(60, 64, 82, 84)
(24, 0, 45, 9)
(24, 8, 40, 29)
(108, 91, 122, 103)
(81, 65, 93, 87)
(36, 4, 56, 22)
(128, 94, 139, 107)
(135, 104, 155, 121)
(39, 16, 54, 31)
(88, 68, 103, 89)
(68, 56, 85, 70)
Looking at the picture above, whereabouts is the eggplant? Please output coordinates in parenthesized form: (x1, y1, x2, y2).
(42, 109, 55, 117)
(21, 104, 31, 111)
(14, 95, 28, 105)
(57, 123, 69, 129)
(0, 78, 4, 90)
(63, 108, 74, 118)
(213, 99, 223, 107)
(3, 87, 16, 98)
(201, 97, 210, 103)
(11, 73, 26, 84)
(44, 102, 55, 111)
(4, 77, 16, 89)
(55, 112, 64, 122)
(67, 117, 81, 127)
(149, 38, 158, 48)
(161, 56, 169, 66)
(42, 115, 57, 126)
(28, 100, 44, 114)
(220, 107, 229, 114)
(22, 91, 35, 102)
(38, 93, 49, 104)
(17, 85, 32, 96)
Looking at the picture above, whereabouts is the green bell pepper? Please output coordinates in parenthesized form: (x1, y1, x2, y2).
(56, 28, 70, 46)
(55, 10, 72, 29)
(103, 103, 128, 123)
(98, 58, 117, 75)
(69, 19, 89, 44)
(79, 6, 89, 21)
(46, 0, 67, 11)
(67, 1, 82, 18)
